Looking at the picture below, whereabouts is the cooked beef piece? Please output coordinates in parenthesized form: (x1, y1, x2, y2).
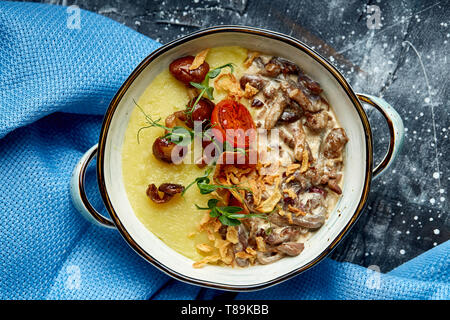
(327, 173, 343, 194)
(323, 128, 349, 159)
(256, 251, 285, 265)
(239, 74, 268, 90)
(251, 98, 264, 108)
(283, 81, 328, 113)
(218, 225, 228, 240)
(263, 89, 289, 129)
(265, 226, 301, 245)
(274, 57, 300, 75)
(292, 206, 327, 229)
(260, 57, 300, 78)
(244, 217, 267, 246)
(262, 60, 282, 77)
(327, 179, 342, 194)
(298, 72, 323, 95)
(276, 242, 304, 256)
(303, 168, 329, 186)
(268, 205, 326, 229)
(292, 173, 313, 192)
(278, 102, 303, 123)
(233, 225, 250, 267)
(288, 120, 310, 162)
(279, 126, 296, 149)
(262, 81, 278, 100)
(309, 186, 327, 197)
(304, 110, 330, 131)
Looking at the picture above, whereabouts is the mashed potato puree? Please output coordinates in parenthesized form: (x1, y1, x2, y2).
(122, 47, 248, 260)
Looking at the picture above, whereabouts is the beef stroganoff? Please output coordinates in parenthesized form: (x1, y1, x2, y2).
(122, 46, 348, 268)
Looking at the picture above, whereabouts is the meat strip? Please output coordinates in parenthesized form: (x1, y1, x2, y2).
(304, 110, 330, 131)
(276, 242, 304, 256)
(265, 226, 301, 246)
(256, 251, 285, 265)
(233, 225, 250, 267)
(288, 120, 308, 162)
(323, 128, 349, 159)
(239, 74, 268, 90)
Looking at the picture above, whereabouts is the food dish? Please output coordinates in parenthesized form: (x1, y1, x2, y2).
(122, 46, 349, 268)
(71, 26, 403, 290)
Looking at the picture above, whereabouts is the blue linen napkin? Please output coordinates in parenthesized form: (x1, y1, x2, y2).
(0, 1, 448, 300)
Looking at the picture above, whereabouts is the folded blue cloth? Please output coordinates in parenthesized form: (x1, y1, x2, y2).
(0, 2, 448, 300)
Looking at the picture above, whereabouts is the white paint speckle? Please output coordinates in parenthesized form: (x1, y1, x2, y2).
(430, 198, 436, 205)
(433, 172, 440, 179)
(433, 229, 440, 235)
(400, 249, 405, 255)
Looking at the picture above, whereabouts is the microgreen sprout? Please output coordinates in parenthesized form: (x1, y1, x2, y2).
(195, 198, 267, 226)
(186, 63, 235, 115)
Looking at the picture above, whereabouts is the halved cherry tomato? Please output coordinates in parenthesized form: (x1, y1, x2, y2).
(211, 98, 256, 148)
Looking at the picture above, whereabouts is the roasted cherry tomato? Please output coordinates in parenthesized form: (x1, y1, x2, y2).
(211, 99, 256, 148)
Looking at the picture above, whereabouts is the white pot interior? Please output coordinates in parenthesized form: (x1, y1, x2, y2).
(101, 30, 370, 289)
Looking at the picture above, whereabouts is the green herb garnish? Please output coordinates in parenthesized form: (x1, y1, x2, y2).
(134, 99, 194, 145)
(186, 63, 235, 115)
(224, 140, 248, 156)
(182, 166, 250, 196)
(195, 198, 267, 226)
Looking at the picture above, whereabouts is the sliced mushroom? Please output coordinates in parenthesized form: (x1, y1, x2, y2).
(169, 56, 210, 85)
(152, 137, 187, 164)
(146, 183, 184, 204)
(165, 110, 187, 128)
(158, 183, 185, 195)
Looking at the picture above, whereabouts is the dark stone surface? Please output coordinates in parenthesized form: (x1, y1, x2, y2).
(24, 0, 449, 272)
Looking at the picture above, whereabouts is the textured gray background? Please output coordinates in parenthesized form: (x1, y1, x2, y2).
(24, 0, 449, 272)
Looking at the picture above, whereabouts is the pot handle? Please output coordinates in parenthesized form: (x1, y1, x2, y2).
(357, 93, 405, 179)
(70, 144, 115, 228)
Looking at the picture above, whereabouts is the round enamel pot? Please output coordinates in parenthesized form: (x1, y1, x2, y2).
(70, 26, 404, 291)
